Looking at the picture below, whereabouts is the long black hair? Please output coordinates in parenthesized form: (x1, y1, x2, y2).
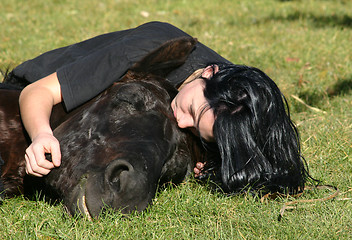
(203, 63, 310, 194)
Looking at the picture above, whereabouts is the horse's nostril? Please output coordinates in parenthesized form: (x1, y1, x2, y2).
(109, 166, 128, 183)
(104, 160, 133, 191)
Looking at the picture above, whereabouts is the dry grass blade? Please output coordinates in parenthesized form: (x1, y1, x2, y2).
(291, 95, 327, 114)
(279, 185, 340, 220)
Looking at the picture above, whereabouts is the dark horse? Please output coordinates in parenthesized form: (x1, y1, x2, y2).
(0, 37, 203, 218)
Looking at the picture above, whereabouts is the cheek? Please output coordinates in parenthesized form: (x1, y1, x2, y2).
(198, 111, 215, 140)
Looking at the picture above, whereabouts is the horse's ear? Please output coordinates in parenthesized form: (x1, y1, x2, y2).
(1, 69, 29, 89)
(131, 37, 197, 78)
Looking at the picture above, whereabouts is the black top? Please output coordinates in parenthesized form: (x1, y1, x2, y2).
(13, 21, 231, 111)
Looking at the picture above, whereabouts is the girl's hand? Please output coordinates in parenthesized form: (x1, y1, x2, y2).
(25, 132, 61, 177)
(194, 162, 205, 178)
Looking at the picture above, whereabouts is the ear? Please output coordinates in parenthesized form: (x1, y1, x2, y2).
(131, 37, 197, 78)
(201, 65, 219, 79)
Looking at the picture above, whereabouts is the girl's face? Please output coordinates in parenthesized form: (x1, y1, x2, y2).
(170, 66, 217, 142)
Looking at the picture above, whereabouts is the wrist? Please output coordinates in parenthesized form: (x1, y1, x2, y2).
(30, 128, 54, 141)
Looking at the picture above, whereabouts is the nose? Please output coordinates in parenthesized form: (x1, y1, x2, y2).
(177, 114, 194, 129)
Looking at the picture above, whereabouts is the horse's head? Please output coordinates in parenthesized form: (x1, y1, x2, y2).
(46, 74, 195, 217)
(0, 37, 200, 217)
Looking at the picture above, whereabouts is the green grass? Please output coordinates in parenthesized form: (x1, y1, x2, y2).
(1, 0, 351, 239)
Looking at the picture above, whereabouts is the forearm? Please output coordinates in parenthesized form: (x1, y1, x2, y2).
(19, 72, 62, 140)
(19, 87, 54, 140)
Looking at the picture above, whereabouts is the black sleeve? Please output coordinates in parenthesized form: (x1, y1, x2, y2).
(57, 22, 197, 111)
(12, 21, 231, 111)
(12, 22, 192, 110)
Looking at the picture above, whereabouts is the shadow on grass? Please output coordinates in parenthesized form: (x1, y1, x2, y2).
(264, 10, 352, 28)
(294, 77, 352, 111)
(326, 78, 352, 97)
(23, 174, 62, 205)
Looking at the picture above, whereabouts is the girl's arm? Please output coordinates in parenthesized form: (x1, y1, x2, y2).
(19, 72, 62, 177)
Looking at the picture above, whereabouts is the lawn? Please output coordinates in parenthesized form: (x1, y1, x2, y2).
(1, 0, 351, 239)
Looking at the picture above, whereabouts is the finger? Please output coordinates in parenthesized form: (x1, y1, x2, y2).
(31, 145, 55, 170)
(196, 162, 204, 170)
(194, 167, 201, 177)
(25, 154, 45, 177)
(25, 153, 51, 176)
(49, 142, 61, 167)
(26, 146, 54, 175)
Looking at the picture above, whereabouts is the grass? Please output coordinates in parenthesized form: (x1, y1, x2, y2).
(1, 0, 351, 239)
